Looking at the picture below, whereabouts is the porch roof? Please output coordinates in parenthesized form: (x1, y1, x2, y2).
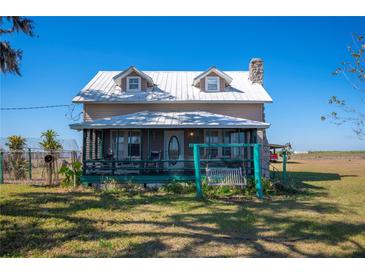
(70, 111, 270, 130)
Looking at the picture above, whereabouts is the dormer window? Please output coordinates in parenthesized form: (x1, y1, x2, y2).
(113, 66, 154, 91)
(193, 67, 231, 92)
(127, 76, 141, 92)
(205, 76, 220, 91)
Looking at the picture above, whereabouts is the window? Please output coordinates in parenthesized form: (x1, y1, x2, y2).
(168, 136, 180, 165)
(222, 130, 245, 158)
(111, 130, 141, 159)
(205, 130, 219, 158)
(204, 129, 247, 159)
(128, 131, 141, 158)
(205, 76, 220, 91)
(111, 131, 126, 160)
(127, 76, 141, 91)
(222, 130, 234, 157)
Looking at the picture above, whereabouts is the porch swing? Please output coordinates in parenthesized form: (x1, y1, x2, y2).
(205, 144, 247, 186)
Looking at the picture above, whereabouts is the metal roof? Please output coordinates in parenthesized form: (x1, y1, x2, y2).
(269, 144, 287, 149)
(72, 71, 273, 103)
(69, 111, 270, 130)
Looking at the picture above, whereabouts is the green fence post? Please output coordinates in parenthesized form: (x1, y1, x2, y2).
(253, 143, 263, 199)
(72, 150, 77, 188)
(282, 150, 287, 186)
(193, 144, 203, 199)
(0, 151, 3, 184)
(28, 148, 32, 181)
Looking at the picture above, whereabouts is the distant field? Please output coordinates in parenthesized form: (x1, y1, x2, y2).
(292, 151, 365, 160)
(308, 151, 365, 154)
(1, 153, 364, 257)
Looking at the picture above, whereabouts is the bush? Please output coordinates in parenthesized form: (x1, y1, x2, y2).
(262, 177, 276, 195)
(96, 178, 147, 195)
(7, 155, 28, 180)
(162, 182, 195, 194)
(202, 180, 244, 198)
(58, 161, 82, 187)
(5, 135, 28, 180)
(202, 177, 277, 198)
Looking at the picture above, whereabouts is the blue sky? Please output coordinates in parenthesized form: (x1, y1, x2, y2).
(1, 16, 364, 151)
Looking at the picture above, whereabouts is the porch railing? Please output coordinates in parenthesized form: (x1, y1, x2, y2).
(83, 158, 255, 176)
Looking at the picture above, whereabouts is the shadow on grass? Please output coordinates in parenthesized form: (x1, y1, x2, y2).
(1, 184, 364, 258)
(271, 171, 348, 198)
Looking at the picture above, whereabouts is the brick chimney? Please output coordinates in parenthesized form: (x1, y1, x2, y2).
(249, 58, 264, 85)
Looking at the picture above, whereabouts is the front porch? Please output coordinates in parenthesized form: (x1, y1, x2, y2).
(80, 128, 259, 182)
(70, 111, 270, 184)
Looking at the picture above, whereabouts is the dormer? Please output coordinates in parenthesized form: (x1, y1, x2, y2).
(193, 66, 233, 92)
(113, 66, 154, 92)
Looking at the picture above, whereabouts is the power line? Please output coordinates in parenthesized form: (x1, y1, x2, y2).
(0, 104, 70, 110)
(1, 103, 83, 121)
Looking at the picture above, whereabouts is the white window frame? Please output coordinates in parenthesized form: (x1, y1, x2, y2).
(205, 76, 220, 92)
(126, 76, 141, 92)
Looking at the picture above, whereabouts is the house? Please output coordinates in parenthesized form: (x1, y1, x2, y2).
(70, 58, 272, 183)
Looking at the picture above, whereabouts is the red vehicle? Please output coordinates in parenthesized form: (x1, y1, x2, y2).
(269, 144, 286, 162)
(270, 151, 279, 162)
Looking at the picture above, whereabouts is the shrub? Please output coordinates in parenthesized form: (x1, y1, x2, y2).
(162, 182, 195, 194)
(97, 178, 146, 194)
(202, 181, 244, 198)
(58, 161, 82, 187)
(5, 135, 28, 180)
(201, 177, 277, 198)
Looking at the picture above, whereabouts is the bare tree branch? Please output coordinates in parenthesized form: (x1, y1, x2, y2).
(323, 33, 365, 138)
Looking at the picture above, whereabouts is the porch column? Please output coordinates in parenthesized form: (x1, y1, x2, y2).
(246, 131, 252, 175)
(85, 129, 91, 160)
(257, 129, 270, 178)
(99, 130, 104, 159)
(91, 130, 96, 160)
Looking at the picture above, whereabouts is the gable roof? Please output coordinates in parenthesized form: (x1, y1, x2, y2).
(112, 66, 154, 86)
(70, 111, 270, 130)
(192, 66, 233, 86)
(73, 70, 273, 104)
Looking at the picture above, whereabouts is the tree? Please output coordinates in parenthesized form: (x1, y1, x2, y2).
(0, 16, 36, 76)
(5, 135, 27, 180)
(6, 135, 26, 151)
(321, 33, 365, 138)
(39, 130, 62, 185)
(39, 129, 63, 151)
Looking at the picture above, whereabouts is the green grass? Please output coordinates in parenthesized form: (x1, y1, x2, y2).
(1, 154, 365, 257)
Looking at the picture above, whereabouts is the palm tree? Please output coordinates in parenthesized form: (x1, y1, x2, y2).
(0, 16, 36, 76)
(6, 135, 26, 151)
(40, 130, 62, 185)
(6, 135, 27, 180)
(39, 129, 63, 151)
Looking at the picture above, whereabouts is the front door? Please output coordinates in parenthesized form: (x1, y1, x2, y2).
(164, 130, 184, 169)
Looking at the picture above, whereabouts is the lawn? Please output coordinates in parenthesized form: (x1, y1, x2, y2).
(1, 152, 364, 257)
